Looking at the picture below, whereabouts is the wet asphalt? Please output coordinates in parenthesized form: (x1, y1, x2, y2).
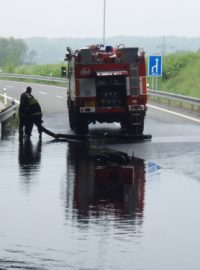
(0, 81, 200, 269)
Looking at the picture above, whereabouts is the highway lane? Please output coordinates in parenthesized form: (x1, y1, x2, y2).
(0, 80, 200, 269)
(0, 80, 67, 112)
(1, 79, 200, 176)
(1, 80, 200, 176)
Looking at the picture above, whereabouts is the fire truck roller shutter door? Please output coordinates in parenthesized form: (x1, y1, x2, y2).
(79, 78, 96, 97)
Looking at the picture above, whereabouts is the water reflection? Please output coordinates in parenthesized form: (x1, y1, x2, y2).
(66, 143, 146, 224)
(18, 139, 42, 188)
(0, 119, 16, 140)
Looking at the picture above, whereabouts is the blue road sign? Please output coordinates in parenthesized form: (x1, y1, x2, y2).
(148, 55, 162, 77)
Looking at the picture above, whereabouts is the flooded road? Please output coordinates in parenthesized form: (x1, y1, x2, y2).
(1, 111, 200, 270)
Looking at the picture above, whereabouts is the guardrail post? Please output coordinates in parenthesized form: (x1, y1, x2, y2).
(50, 73, 53, 84)
(3, 88, 7, 106)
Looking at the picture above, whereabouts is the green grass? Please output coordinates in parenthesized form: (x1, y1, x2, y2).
(14, 63, 66, 77)
(154, 52, 200, 98)
(0, 63, 67, 87)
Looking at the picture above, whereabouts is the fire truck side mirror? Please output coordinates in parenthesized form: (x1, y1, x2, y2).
(61, 66, 67, 77)
(65, 53, 72, 61)
(65, 47, 73, 61)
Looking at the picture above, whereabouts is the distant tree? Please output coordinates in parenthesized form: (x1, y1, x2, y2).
(0, 37, 31, 71)
(24, 50, 37, 65)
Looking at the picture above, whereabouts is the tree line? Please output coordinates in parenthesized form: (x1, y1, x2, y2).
(0, 37, 36, 72)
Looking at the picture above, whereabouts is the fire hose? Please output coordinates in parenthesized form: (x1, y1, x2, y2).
(40, 125, 152, 141)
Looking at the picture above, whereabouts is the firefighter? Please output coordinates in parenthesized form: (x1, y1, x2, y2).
(19, 86, 33, 137)
(26, 95, 43, 138)
(19, 86, 43, 138)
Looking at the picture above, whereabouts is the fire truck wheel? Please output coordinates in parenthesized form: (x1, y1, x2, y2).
(68, 100, 75, 130)
(74, 120, 88, 135)
(120, 121, 127, 130)
(68, 109, 74, 130)
(127, 122, 144, 135)
(126, 117, 144, 135)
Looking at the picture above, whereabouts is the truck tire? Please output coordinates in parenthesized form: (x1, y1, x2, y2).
(68, 99, 76, 130)
(74, 120, 88, 135)
(123, 115, 144, 135)
(127, 122, 144, 135)
(69, 99, 88, 134)
(120, 120, 127, 130)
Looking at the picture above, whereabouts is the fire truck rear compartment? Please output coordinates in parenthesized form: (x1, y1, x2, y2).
(77, 74, 145, 130)
(96, 75, 127, 108)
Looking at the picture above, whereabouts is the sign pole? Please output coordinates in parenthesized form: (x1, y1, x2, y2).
(151, 77, 154, 90)
(103, 0, 106, 45)
(156, 77, 158, 91)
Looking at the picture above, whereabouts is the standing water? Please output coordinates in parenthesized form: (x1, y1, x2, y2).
(1, 117, 200, 270)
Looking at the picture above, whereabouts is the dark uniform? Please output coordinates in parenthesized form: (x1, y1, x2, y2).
(26, 96, 43, 137)
(19, 91, 33, 137)
(19, 87, 43, 138)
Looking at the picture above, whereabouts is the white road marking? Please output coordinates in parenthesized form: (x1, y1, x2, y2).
(56, 95, 63, 99)
(39, 91, 47, 95)
(148, 104, 200, 124)
(14, 81, 66, 89)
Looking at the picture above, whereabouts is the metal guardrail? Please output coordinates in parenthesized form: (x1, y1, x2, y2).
(0, 72, 67, 83)
(148, 89, 200, 111)
(0, 104, 17, 123)
(0, 73, 200, 112)
(0, 89, 18, 123)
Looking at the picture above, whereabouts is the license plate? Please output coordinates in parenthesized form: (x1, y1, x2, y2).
(85, 100, 95, 107)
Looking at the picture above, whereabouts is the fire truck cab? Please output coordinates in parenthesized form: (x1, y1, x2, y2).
(64, 44, 147, 135)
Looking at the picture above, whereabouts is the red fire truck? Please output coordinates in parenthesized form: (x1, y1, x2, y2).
(64, 44, 147, 135)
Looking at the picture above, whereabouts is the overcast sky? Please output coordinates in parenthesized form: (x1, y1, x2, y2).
(0, 0, 199, 39)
